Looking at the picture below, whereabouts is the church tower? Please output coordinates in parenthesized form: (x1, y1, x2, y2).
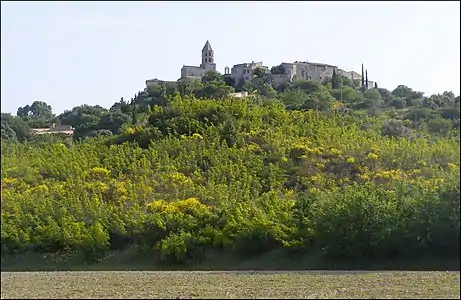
(200, 40, 216, 72)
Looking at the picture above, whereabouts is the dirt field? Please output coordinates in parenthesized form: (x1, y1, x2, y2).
(1, 271, 459, 299)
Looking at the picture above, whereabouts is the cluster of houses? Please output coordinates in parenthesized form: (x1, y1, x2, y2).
(146, 40, 376, 90)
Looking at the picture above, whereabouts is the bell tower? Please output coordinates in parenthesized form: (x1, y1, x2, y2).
(200, 40, 216, 72)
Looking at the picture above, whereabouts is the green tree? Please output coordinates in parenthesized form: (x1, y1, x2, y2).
(59, 105, 108, 128)
(392, 85, 413, 99)
(302, 87, 335, 111)
(1, 121, 17, 141)
(427, 117, 453, 135)
(331, 86, 364, 105)
(253, 67, 268, 78)
(110, 97, 131, 114)
(270, 64, 285, 75)
(331, 69, 340, 90)
(131, 101, 138, 125)
(29, 101, 54, 118)
(362, 89, 382, 109)
(289, 80, 320, 94)
(201, 70, 223, 84)
(1, 113, 32, 141)
(222, 75, 236, 87)
(17, 105, 31, 117)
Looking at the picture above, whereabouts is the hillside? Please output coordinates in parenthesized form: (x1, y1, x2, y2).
(1, 71, 460, 270)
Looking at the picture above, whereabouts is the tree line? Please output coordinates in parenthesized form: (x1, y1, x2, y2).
(2, 69, 460, 142)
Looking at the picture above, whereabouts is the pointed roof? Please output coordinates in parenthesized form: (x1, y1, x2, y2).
(202, 40, 213, 52)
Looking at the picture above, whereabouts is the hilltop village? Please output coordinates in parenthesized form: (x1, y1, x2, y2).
(146, 40, 376, 90)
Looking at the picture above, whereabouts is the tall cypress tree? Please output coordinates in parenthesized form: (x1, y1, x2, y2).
(365, 70, 369, 89)
(374, 82, 378, 89)
(331, 69, 339, 89)
(131, 99, 137, 125)
(361, 63, 365, 87)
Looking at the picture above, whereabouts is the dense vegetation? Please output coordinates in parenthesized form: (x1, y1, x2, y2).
(1, 69, 460, 266)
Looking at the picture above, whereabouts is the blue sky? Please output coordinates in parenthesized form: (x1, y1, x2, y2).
(1, 1, 460, 115)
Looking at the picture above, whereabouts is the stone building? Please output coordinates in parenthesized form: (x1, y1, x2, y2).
(180, 41, 217, 79)
(281, 61, 338, 83)
(230, 61, 269, 84)
(144, 39, 378, 90)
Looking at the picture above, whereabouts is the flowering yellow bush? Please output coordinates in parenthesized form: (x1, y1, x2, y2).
(346, 157, 356, 164)
(367, 152, 379, 160)
(192, 133, 203, 140)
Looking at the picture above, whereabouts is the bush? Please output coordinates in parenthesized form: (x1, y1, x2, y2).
(1, 96, 459, 265)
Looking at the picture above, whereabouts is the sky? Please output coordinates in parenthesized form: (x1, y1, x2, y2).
(1, 1, 460, 115)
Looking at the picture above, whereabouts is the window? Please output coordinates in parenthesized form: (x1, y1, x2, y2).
(205, 58, 207, 63)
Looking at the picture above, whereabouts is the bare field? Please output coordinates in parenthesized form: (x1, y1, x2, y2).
(1, 271, 460, 299)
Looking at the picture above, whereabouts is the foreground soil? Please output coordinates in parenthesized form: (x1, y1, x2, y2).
(1, 271, 460, 299)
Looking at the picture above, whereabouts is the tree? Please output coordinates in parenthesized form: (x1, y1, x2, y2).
(339, 75, 353, 88)
(222, 75, 236, 87)
(110, 97, 131, 114)
(201, 70, 222, 84)
(362, 89, 382, 105)
(17, 105, 31, 117)
(131, 101, 138, 125)
(270, 64, 286, 75)
(177, 78, 202, 97)
(302, 86, 335, 111)
(422, 93, 456, 109)
(361, 63, 365, 87)
(289, 80, 320, 94)
(377, 88, 394, 104)
(365, 70, 369, 89)
(195, 82, 234, 100)
(331, 86, 364, 104)
(374, 82, 378, 89)
(280, 89, 310, 109)
(1, 113, 32, 141)
(427, 117, 453, 135)
(390, 97, 407, 109)
(440, 107, 460, 120)
(404, 108, 435, 122)
(253, 67, 267, 78)
(392, 85, 413, 99)
(381, 119, 411, 138)
(331, 69, 340, 90)
(1, 121, 17, 141)
(255, 83, 277, 99)
(58, 105, 108, 134)
(96, 111, 131, 135)
(29, 101, 54, 118)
